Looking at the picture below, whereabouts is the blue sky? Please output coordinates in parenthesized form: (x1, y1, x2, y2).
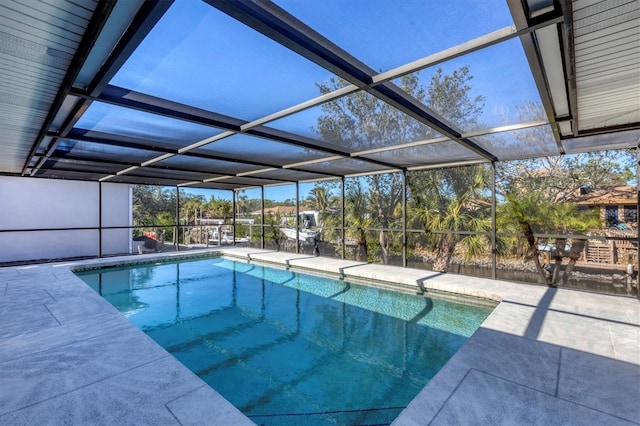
(181, 182, 326, 203)
(106, 0, 545, 202)
(109, 0, 541, 127)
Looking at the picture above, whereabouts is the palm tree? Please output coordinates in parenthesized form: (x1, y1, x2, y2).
(498, 192, 551, 284)
(345, 179, 371, 261)
(205, 197, 232, 219)
(369, 173, 403, 265)
(553, 203, 599, 285)
(306, 186, 334, 223)
(498, 192, 599, 285)
(410, 165, 491, 272)
(180, 195, 205, 225)
(236, 191, 248, 217)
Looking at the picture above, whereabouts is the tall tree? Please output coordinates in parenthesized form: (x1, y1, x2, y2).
(409, 165, 492, 271)
(306, 186, 335, 222)
(408, 66, 489, 270)
(344, 177, 371, 261)
(314, 68, 482, 264)
(494, 102, 635, 285)
(427, 67, 485, 127)
(236, 191, 248, 216)
(179, 194, 205, 225)
(132, 185, 176, 227)
(496, 103, 635, 202)
(497, 191, 600, 285)
(198, 195, 232, 219)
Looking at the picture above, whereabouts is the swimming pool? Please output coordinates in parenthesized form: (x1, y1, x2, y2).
(76, 257, 495, 425)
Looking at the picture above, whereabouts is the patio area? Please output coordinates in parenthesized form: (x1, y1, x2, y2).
(1, 248, 638, 424)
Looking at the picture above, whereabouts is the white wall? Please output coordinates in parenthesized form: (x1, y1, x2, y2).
(0, 176, 131, 263)
(101, 182, 132, 256)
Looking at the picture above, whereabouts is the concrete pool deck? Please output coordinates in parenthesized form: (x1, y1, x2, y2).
(1, 247, 638, 425)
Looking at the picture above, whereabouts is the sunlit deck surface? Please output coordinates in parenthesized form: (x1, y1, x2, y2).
(1, 248, 638, 425)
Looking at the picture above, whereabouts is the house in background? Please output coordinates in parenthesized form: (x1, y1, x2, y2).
(574, 185, 637, 266)
(576, 185, 638, 229)
(251, 205, 313, 219)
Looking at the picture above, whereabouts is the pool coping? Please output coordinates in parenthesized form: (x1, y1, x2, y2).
(1, 247, 639, 425)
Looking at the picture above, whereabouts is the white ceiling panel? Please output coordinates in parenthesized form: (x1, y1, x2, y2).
(573, 0, 640, 131)
(0, 0, 97, 173)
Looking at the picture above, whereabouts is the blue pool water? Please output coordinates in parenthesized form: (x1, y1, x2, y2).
(77, 257, 494, 425)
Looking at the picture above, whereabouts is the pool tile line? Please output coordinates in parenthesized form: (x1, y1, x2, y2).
(247, 405, 405, 418)
(407, 298, 434, 324)
(178, 326, 296, 378)
(327, 281, 351, 298)
(237, 348, 337, 414)
(164, 315, 261, 355)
